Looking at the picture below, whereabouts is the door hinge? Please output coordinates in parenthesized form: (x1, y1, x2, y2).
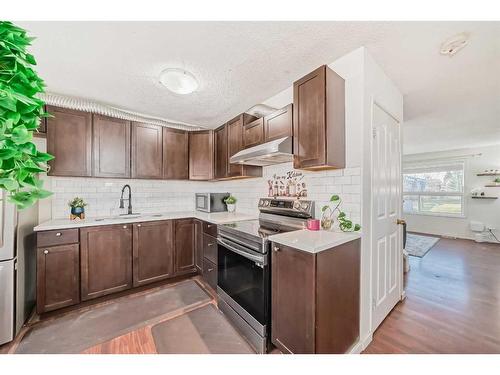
(372, 128, 377, 139)
(372, 298, 376, 310)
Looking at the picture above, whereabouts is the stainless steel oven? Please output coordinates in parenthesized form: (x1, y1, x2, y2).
(195, 193, 230, 213)
(217, 231, 270, 354)
(216, 198, 314, 354)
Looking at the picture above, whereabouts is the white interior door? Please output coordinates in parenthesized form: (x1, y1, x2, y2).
(371, 102, 403, 331)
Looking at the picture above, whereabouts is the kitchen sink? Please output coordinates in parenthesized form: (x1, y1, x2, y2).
(118, 213, 141, 218)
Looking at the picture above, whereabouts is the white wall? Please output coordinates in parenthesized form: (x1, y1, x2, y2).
(403, 144, 500, 242)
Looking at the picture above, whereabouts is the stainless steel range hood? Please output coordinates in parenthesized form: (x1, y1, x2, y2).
(229, 136, 293, 166)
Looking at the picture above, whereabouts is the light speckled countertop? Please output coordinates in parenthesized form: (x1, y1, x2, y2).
(268, 229, 361, 253)
(34, 211, 257, 232)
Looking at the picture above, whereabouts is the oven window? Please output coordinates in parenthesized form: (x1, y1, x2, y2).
(217, 244, 268, 325)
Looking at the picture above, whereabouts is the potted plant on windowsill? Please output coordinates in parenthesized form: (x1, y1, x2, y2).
(224, 195, 237, 213)
(68, 197, 87, 220)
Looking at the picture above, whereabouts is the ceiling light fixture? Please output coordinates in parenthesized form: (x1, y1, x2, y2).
(159, 68, 198, 95)
(440, 32, 470, 57)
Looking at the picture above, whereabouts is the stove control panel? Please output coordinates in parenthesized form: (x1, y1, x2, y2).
(259, 198, 314, 218)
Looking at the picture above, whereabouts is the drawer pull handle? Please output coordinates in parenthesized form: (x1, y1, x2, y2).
(123, 225, 127, 229)
(208, 243, 214, 246)
(44, 250, 49, 255)
(273, 246, 280, 252)
(55, 232, 62, 237)
(207, 268, 214, 272)
(137, 224, 142, 227)
(207, 224, 213, 228)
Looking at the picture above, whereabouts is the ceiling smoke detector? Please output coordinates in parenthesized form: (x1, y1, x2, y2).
(440, 32, 470, 57)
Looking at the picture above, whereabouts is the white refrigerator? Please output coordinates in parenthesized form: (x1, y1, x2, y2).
(0, 191, 38, 345)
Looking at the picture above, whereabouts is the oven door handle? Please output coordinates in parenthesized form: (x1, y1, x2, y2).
(217, 238, 266, 266)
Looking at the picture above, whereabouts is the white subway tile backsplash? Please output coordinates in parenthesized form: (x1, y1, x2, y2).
(47, 163, 361, 221)
(343, 167, 361, 176)
(333, 176, 352, 185)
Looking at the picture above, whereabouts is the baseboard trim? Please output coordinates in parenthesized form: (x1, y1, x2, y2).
(348, 333, 373, 354)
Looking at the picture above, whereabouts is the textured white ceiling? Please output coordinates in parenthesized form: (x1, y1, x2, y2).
(18, 21, 500, 154)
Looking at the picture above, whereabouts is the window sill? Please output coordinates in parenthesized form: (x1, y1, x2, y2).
(403, 212, 466, 219)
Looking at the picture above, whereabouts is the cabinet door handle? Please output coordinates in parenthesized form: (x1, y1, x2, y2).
(122, 225, 127, 229)
(208, 243, 214, 246)
(43, 250, 49, 255)
(137, 224, 142, 227)
(207, 268, 214, 272)
(55, 232, 62, 237)
(273, 246, 280, 252)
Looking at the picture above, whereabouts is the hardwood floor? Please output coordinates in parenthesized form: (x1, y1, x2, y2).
(364, 237, 500, 353)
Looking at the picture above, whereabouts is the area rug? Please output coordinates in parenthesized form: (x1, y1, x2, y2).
(152, 304, 255, 354)
(16, 280, 211, 354)
(406, 233, 440, 258)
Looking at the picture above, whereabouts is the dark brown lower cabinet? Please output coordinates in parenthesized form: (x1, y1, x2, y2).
(36, 218, 209, 313)
(174, 219, 197, 275)
(132, 221, 174, 287)
(271, 239, 360, 354)
(202, 233, 217, 264)
(203, 259, 217, 291)
(80, 225, 133, 301)
(36, 244, 80, 314)
(194, 220, 203, 272)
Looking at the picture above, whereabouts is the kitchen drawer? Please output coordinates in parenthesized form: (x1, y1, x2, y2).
(37, 229, 79, 247)
(203, 259, 217, 291)
(202, 221, 217, 237)
(203, 233, 217, 264)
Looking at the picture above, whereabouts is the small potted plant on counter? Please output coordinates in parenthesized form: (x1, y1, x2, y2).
(321, 195, 361, 232)
(224, 195, 237, 213)
(68, 197, 87, 220)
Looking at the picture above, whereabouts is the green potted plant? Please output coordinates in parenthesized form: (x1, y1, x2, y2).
(224, 195, 237, 213)
(68, 197, 87, 220)
(321, 195, 361, 232)
(0, 21, 54, 209)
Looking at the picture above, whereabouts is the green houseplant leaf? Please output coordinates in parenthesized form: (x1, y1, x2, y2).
(322, 194, 361, 232)
(0, 21, 53, 209)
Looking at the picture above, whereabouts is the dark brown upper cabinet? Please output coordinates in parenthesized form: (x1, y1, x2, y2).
(243, 117, 264, 149)
(131, 122, 163, 179)
(264, 104, 293, 142)
(80, 224, 133, 301)
(46, 106, 92, 177)
(189, 130, 214, 180)
(226, 114, 262, 179)
(214, 125, 228, 179)
(92, 114, 131, 178)
(132, 220, 174, 287)
(293, 65, 345, 170)
(163, 127, 189, 180)
(174, 219, 197, 275)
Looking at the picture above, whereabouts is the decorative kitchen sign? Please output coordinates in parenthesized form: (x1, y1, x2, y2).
(267, 171, 308, 198)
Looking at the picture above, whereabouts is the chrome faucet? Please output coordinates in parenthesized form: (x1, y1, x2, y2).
(119, 184, 133, 215)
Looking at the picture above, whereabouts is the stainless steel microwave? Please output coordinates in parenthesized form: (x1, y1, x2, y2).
(195, 193, 230, 213)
